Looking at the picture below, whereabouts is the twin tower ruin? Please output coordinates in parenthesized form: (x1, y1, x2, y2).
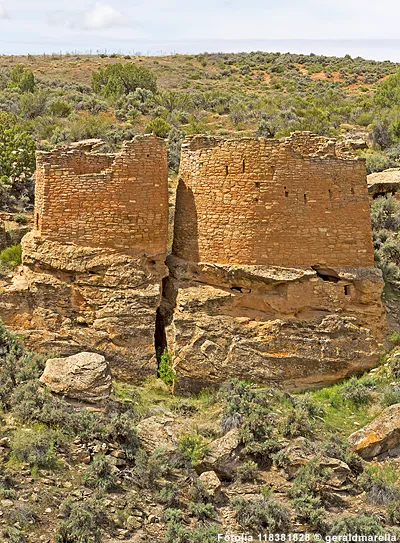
(2, 133, 387, 391)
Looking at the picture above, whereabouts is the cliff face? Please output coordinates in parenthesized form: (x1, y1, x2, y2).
(0, 233, 168, 381)
(158, 257, 386, 392)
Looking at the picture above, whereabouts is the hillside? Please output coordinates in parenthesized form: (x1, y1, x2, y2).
(1, 51, 400, 174)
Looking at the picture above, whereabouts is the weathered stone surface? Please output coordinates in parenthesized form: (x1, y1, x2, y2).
(348, 404, 400, 459)
(198, 471, 222, 496)
(0, 233, 168, 382)
(135, 415, 178, 454)
(40, 351, 112, 403)
(368, 169, 400, 199)
(197, 429, 242, 480)
(161, 256, 386, 392)
(277, 438, 351, 486)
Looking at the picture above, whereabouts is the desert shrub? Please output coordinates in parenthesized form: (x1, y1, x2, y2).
(20, 90, 48, 119)
(359, 463, 400, 505)
(178, 432, 209, 466)
(231, 495, 290, 532)
(134, 448, 171, 488)
(341, 377, 374, 406)
(107, 411, 139, 460)
(371, 196, 400, 232)
(56, 497, 107, 543)
(329, 514, 383, 536)
(371, 123, 392, 149)
(1, 527, 27, 543)
(158, 483, 181, 508)
(0, 244, 22, 270)
(13, 214, 27, 224)
(0, 112, 35, 210)
(145, 117, 171, 138)
(82, 454, 118, 492)
(167, 127, 185, 172)
(10, 426, 59, 469)
(387, 500, 400, 525)
(290, 459, 331, 532)
(219, 379, 282, 460)
(49, 99, 72, 118)
(381, 384, 400, 407)
(10, 502, 37, 528)
(281, 407, 314, 438)
(235, 460, 260, 482)
(188, 501, 216, 520)
(374, 69, 400, 108)
(92, 63, 157, 98)
(9, 64, 35, 93)
(365, 151, 390, 174)
(165, 521, 219, 543)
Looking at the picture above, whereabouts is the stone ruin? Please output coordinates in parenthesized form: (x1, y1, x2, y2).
(0, 132, 387, 390)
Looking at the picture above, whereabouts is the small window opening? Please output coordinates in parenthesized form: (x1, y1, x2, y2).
(231, 286, 243, 293)
(35, 213, 39, 229)
(255, 182, 260, 188)
(312, 266, 340, 283)
(242, 160, 246, 173)
(226, 165, 229, 176)
(329, 189, 333, 200)
(304, 193, 308, 204)
(344, 285, 351, 296)
(285, 191, 289, 198)
(351, 186, 355, 195)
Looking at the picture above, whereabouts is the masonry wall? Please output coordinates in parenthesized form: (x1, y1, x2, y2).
(173, 132, 375, 268)
(34, 135, 168, 256)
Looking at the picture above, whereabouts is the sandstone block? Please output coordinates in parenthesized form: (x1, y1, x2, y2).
(40, 352, 112, 403)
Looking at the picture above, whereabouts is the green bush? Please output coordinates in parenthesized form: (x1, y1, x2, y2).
(231, 496, 290, 532)
(178, 432, 209, 466)
(82, 454, 118, 492)
(10, 426, 59, 470)
(56, 497, 106, 543)
(158, 483, 181, 508)
(158, 349, 176, 388)
(145, 117, 171, 138)
(13, 214, 27, 225)
(341, 377, 374, 406)
(92, 63, 157, 98)
(329, 514, 383, 536)
(9, 64, 35, 93)
(0, 244, 22, 271)
(359, 463, 400, 505)
(188, 501, 216, 520)
(235, 460, 260, 482)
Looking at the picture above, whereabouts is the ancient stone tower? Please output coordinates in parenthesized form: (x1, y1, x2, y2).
(173, 133, 374, 267)
(0, 132, 387, 390)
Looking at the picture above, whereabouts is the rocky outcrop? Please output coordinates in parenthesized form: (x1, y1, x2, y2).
(197, 429, 242, 480)
(0, 232, 168, 382)
(40, 351, 112, 403)
(348, 404, 400, 459)
(159, 256, 387, 392)
(368, 169, 400, 199)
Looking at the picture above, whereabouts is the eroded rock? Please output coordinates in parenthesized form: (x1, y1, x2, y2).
(197, 429, 242, 480)
(348, 404, 400, 459)
(198, 471, 222, 496)
(40, 351, 112, 403)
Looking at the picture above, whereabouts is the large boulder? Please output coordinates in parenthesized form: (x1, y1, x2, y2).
(136, 415, 179, 454)
(197, 429, 242, 480)
(348, 404, 400, 459)
(40, 352, 112, 403)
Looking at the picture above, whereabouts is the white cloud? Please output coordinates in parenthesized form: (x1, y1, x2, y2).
(82, 2, 124, 29)
(0, 3, 10, 19)
(48, 2, 126, 30)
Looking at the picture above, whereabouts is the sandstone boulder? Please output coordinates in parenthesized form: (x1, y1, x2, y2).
(348, 404, 400, 459)
(198, 471, 221, 496)
(40, 352, 112, 403)
(135, 415, 178, 454)
(197, 429, 242, 480)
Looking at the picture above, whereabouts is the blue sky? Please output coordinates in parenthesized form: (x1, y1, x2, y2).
(1, 1, 400, 59)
